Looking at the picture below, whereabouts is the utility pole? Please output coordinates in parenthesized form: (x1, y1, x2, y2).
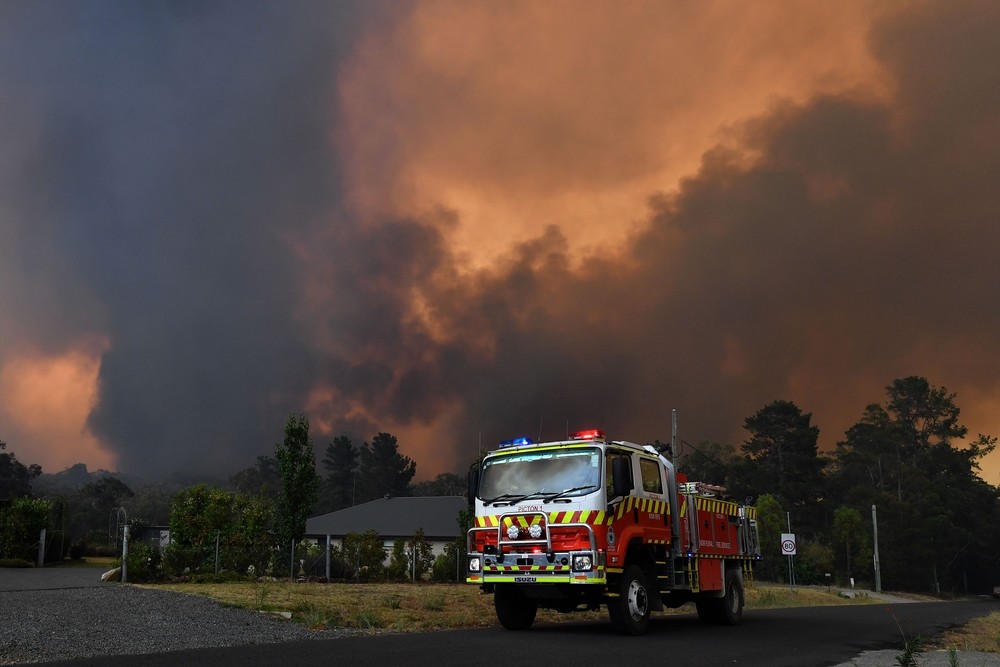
(872, 504, 882, 593)
(670, 409, 677, 461)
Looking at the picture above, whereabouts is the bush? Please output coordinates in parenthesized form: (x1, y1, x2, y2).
(431, 554, 457, 582)
(69, 541, 87, 560)
(162, 543, 202, 577)
(0, 497, 52, 561)
(123, 542, 161, 582)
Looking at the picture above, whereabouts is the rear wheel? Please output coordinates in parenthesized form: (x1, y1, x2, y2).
(608, 565, 651, 635)
(696, 567, 744, 625)
(494, 585, 537, 630)
(719, 567, 744, 625)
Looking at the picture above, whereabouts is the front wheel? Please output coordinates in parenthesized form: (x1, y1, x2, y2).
(608, 565, 651, 635)
(494, 585, 537, 630)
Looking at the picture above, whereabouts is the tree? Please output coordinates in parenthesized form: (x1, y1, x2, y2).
(66, 476, 134, 548)
(163, 484, 275, 577)
(320, 436, 357, 512)
(340, 529, 387, 581)
(274, 414, 321, 547)
(675, 441, 737, 488)
(356, 432, 416, 503)
(737, 400, 826, 533)
(228, 455, 281, 501)
(832, 506, 866, 583)
(0, 496, 51, 561)
(0, 441, 42, 501)
(832, 377, 999, 592)
(409, 472, 466, 497)
(753, 494, 786, 582)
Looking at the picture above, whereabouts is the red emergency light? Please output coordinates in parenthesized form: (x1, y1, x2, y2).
(571, 429, 605, 440)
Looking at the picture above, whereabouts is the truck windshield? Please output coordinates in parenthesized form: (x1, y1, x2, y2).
(479, 447, 601, 503)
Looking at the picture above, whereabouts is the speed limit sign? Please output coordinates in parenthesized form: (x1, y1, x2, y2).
(781, 533, 797, 556)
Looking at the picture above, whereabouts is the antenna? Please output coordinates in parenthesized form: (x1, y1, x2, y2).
(537, 418, 543, 442)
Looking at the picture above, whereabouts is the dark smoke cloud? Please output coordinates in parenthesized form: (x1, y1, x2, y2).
(2, 1, 998, 481)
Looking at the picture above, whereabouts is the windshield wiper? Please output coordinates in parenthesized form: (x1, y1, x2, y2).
(482, 493, 532, 507)
(542, 485, 600, 503)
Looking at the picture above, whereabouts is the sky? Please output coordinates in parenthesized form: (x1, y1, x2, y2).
(1, 0, 999, 485)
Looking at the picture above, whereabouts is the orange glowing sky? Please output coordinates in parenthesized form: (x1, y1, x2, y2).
(1, 0, 998, 485)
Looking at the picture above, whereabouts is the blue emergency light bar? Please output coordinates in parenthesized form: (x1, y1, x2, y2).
(499, 436, 533, 448)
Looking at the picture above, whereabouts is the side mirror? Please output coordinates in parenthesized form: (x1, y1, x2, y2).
(467, 468, 480, 506)
(612, 457, 631, 499)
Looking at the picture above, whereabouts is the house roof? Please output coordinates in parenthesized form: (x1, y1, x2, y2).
(306, 496, 467, 540)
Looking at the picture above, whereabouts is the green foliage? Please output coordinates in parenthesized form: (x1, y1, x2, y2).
(274, 414, 320, 546)
(229, 456, 281, 502)
(0, 441, 41, 501)
(676, 441, 737, 487)
(319, 436, 357, 513)
(65, 476, 135, 548)
(736, 401, 826, 531)
(832, 506, 868, 583)
(753, 494, 786, 582)
(340, 529, 386, 581)
(793, 539, 835, 585)
(387, 528, 434, 580)
(410, 473, 466, 497)
(163, 484, 275, 577)
(387, 538, 409, 580)
(894, 635, 924, 667)
(356, 432, 416, 503)
(0, 496, 52, 561)
(124, 542, 161, 582)
(431, 552, 457, 582)
(830, 376, 999, 592)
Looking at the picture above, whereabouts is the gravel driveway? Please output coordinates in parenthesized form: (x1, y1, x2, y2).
(0, 567, 336, 665)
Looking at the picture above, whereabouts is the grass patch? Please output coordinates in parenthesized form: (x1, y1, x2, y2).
(746, 586, 879, 609)
(53, 557, 116, 569)
(929, 611, 1000, 654)
(137, 580, 944, 635)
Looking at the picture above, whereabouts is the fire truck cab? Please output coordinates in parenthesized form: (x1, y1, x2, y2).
(466, 429, 760, 635)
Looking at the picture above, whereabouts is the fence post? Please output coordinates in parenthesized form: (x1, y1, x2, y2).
(289, 539, 295, 582)
(325, 535, 331, 581)
(38, 529, 46, 567)
(121, 525, 129, 584)
(215, 531, 221, 574)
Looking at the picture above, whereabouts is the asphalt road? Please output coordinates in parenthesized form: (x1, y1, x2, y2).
(31, 596, 998, 667)
(0, 565, 108, 592)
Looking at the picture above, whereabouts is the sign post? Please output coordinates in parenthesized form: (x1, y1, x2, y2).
(781, 532, 796, 589)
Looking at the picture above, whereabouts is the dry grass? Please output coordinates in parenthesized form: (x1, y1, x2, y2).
(930, 611, 1000, 654)
(141, 580, 884, 633)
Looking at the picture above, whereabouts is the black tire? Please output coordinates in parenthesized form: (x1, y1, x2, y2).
(719, 567, 744, 625)
(608, 565, 651, 635)
(695, 567, 744, 625)
(494, 585, 537, 630)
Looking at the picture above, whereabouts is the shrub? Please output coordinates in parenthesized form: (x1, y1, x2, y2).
(431, 554, 456, 582)
(123, 542, 161, 582)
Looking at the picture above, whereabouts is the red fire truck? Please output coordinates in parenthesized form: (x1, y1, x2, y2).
(466, 429, 760, 635)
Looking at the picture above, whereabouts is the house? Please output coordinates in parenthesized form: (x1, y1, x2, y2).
(305, 495, 467, 559)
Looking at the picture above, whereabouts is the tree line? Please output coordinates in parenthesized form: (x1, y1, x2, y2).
(676, 376, 999, 594)
(2, 374, 998, 594)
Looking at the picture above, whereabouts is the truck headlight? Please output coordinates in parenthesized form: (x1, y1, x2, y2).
(572, 555, 593, 572)
(468, 557, 481, 572)
(528, 523, 543, 539)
